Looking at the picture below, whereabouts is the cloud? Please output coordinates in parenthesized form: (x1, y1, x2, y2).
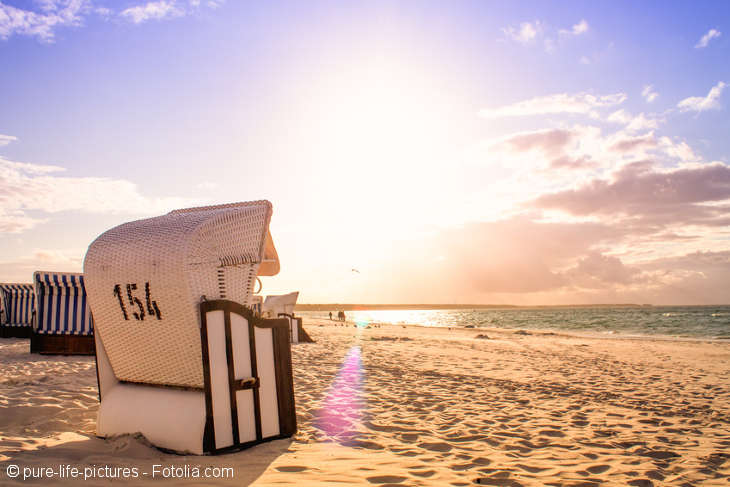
(608, 132, 657, 153)
(0, 155, 200, 233)
(695, 28, 721, 48)
(641, 85, 659, 103)
(502, 19, 588, 53)
(0, 0, 225, 40)
(442, 90, 730, 303)
(559, 19, 589, 36)
(636, 251, 730, 305)
(606, 109, 660, 132)
(0, 0, 87, 42)
(479, 92, 626, 119)
(0, 248, 85, 281)
(658, 136, 696, 162)
(548, 155, 596, 170)
(564, 252, 641, 288)
(120, 1, 182, 24)
(531, 161, 730, 228)
(0, 134, 17, 146)
(433, 218, 617, 293)
(677, 81, 727, 113)
(497, 128, 575, 157)
(502, 20, 542, 44)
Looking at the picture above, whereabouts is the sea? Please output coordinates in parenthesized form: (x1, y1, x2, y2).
(299, 306, 730, 340)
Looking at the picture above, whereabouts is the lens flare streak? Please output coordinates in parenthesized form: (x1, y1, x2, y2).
(314, 345, 365, 441)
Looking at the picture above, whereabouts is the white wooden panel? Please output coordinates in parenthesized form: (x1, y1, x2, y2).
(230, 313, 252, 378)
(230, 313, 256, 443)
(290, 316, 298, 343)
(205, 310, 233, 449)
(98, 384, 206, 455)
(255, 326, 280, 437)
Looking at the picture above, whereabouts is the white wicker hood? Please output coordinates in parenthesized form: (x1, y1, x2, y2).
(84, 200, 278, 388)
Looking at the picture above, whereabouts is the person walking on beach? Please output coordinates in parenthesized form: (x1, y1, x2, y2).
(329, 311, 332, 320)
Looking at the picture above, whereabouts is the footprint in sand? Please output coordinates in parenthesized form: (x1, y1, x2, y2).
(366, 475, 408, 484)
(474, 477, 523, 487)
(410, 469, 436, 478)
(538, 429, 565, 438)
(275, 466, 309, 473)
(627, 479, 654, 487)
(418, 441, 453, 452)
(346, 439, 385, 450)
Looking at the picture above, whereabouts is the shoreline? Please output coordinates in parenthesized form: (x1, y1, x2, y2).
(306, 315, 730, 343)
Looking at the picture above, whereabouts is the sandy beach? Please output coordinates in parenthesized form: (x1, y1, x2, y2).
(1, 320, 729, 486)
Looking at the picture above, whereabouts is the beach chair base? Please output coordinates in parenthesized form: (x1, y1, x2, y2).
(277, 313, 314, 343)
(296, 319, 315, 343)
(30, 333, 95, 355)
(95, 300, 297, 455)
(0, 326, 33, 339)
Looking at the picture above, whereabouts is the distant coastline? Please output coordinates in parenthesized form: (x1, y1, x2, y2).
(295, 303, 655, 311)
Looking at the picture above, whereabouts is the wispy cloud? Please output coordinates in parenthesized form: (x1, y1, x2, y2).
(641, 84, 659, 103)
(480, 92, 626, 119)
(0, 0, 88, 42)
(677, 81, 727, 113)
(606, 109, 661, 132)
(559, 19, 589, 37)
(0, 0, 225, 41)
(0, 155, 200, 233)
(502, 19, 589, 53)
(695, 28, 721, 48)
(502, 20, 542, 44)
(120, 0, 226, 23)
(0, 248, 87, 280)
(120, 0, 183, 24)
(0, 134, 17, 146)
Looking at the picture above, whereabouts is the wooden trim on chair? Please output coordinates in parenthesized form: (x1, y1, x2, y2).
(30, 333, 95, 355)
(0, 326, 32, 338)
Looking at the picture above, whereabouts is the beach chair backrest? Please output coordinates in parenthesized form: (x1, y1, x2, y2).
(33, 272, 93, 335)
(84, 200, 279, 389)
(0, 283, 35, 327)
(262, 292, 299, 317)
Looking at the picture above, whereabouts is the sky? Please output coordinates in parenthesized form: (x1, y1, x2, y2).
(1, 0, 729, 305)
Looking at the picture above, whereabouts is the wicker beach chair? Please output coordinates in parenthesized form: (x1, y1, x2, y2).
(30, 272, 95, 355)
(0, 283, 35, 338)
(262, 292, 311, 343)
(84, 200, 296, 454)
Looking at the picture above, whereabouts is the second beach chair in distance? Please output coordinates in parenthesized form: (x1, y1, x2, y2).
(263, 292, 313, 343)
(0, 283, 36, 338)
(31, 272, 94, 355)
(84, 200, 296, 454)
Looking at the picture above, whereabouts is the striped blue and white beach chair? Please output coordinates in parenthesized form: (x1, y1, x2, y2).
(31, 271, 95, 355)
(0, 283, 36, 338)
